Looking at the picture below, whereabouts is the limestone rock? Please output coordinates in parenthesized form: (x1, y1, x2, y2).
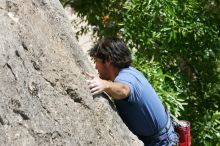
(0, 0, 142, 145)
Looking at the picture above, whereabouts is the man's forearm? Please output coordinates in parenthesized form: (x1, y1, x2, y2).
(104, 81, 130, 100)
(87, 76, 130, 99)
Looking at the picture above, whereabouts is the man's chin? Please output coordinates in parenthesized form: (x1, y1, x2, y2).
(100, 76, 105, 80)
(99, 75, 108, 80)
(99, 74, 103, 79)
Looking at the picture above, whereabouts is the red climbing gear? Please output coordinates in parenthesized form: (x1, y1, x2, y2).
(175, 120, 191, 146)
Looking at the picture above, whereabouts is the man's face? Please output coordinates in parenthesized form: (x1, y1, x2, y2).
(94, 58, 111, 80)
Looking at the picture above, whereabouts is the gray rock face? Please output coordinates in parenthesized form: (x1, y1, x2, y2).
(0, 0, 142, 145)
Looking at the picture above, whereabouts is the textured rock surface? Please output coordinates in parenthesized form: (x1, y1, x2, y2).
(0, 0, 142, 145)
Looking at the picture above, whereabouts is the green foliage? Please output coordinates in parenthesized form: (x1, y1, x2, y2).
(122, 0, 220, 144)
(60, 0, 220, 145)
(195, 111, 220, 145)
(121, 1, 220, 144)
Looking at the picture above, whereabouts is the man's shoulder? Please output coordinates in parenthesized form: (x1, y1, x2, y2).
(120, 66, 143, 76)
(115, 66, 142, 81)
(119, 66, 137, 73)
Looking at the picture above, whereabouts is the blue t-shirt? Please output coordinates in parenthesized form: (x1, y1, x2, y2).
(114, 66, 168, 136)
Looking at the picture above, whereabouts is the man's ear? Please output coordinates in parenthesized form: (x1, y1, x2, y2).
(106, 57, 112, 65)
(106, 60, 111, 66)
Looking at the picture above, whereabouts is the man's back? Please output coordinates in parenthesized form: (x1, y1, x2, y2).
(114, 66, 168, 136)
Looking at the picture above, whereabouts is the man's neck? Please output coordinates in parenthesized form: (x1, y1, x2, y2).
(109, 66, 120, 81)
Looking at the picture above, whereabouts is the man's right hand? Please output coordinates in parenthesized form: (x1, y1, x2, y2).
(86, 73, 109, 95)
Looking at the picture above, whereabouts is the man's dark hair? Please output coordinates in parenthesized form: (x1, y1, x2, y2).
(88, 37, 132, 68)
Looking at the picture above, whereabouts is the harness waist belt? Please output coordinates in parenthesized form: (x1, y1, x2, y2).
(138, 115, 172, 143)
